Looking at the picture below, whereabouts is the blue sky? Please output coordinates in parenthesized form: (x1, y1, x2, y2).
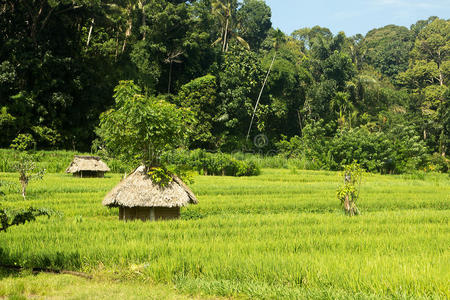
(265, 0, 450, 36)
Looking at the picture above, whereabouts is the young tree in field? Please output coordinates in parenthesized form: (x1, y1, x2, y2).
(10, 134, 45, 200)
(14, 154, 46, 200)
(336, 162, 363, 216)
(97, 80, 193, 168)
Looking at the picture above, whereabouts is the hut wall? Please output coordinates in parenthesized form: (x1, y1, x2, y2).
(119, 207, 180, 221)
(74, 171, 105, 178)
(155, 207, 180, 220)
(119, 207, 124, 220)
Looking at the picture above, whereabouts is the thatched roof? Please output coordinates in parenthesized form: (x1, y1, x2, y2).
(66, 155, 110, 173)
(102, 166, 198, 208)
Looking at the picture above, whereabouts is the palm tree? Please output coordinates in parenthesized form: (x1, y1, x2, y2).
(330, 91, 357, 128)
(246, 29, 285, 141)
(212, 0, 249, 52)
(164, 50, 183, 94)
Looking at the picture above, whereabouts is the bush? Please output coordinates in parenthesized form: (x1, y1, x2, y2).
(161, 149, 260, 177)
(275, 122, 431, 174)
(426, 153, 449, 173)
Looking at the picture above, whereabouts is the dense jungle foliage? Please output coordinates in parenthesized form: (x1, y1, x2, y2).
(0, 0, 449, 173)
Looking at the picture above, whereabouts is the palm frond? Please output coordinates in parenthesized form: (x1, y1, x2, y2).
(235, 35, 250, 50)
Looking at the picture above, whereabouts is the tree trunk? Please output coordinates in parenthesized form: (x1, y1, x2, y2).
(86, 18, 94, 47)
(297, 110, 303, 135)
(439, 128, 446, 157)
(167, 61, 173, 94)
(122, 17, 132, 53)
(115, 31, 119, 61)
(141, 0, 146, 40)
(20, 177, 28, 200)
(222, 17, 229, 52)
(344, 194, 351, 215)
(30, 1, 44, 44)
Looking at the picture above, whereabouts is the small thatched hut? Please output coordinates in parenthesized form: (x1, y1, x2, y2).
(66, 155, 110, 178)
(102, 166, 197, 221)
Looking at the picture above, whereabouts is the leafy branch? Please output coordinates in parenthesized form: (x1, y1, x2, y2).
(0, 206, 52, 233)
(0, 180, 52, 232)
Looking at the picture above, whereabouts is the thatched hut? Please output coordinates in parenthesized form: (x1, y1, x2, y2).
(66, 155, 110, 178)
(102, 166, 197, 221)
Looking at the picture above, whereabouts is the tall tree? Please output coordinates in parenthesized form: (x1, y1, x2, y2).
(212, 0, 249, 52)
(237, 0, 272, 50)
(247, 29, 284, 140)
(362, 25, 414, 78)
(398, 18, 449, 156)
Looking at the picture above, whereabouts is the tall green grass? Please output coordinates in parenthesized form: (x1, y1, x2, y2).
(0, 149, 322, 174)
(0, 169, 448, 298)
(0, 149, 134, 173)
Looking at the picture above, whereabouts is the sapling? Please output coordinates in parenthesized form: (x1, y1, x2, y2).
(14, 153, 45, 199)
(10, 133, 45, 199)
(336, 162, 364, 216)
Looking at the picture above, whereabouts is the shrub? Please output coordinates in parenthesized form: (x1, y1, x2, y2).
(275, 122, 431, 174)
(426, 153, 449, 173)
(161, 149, 260, 177)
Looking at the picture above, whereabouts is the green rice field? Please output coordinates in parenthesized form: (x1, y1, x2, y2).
(0, 169, 449, 299)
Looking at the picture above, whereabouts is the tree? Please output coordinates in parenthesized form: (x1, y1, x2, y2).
(411, 19, 449, 86)
(398, 18, 449, 156)
(212, 0, 249, 52)
(362, 25, 414, 78)
(237, 0, 272, 50)
(254, 33, 311, 139)
(0, 205, 51, 233)
(330, 91, 357, 128)
(292, 26, 333, 53)
(336, 162, 363, 216)
(0, 0, 127, 150)
(97, 80, 193, 167)
(216, 47, 264, 148)
(13, 154, 46, 200)
(246, 29, 285, 140)
(177, 75, 218, 148)
(10, 134, 45, 200)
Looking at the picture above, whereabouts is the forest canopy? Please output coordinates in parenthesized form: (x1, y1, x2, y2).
(0, 0, 448, 172)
